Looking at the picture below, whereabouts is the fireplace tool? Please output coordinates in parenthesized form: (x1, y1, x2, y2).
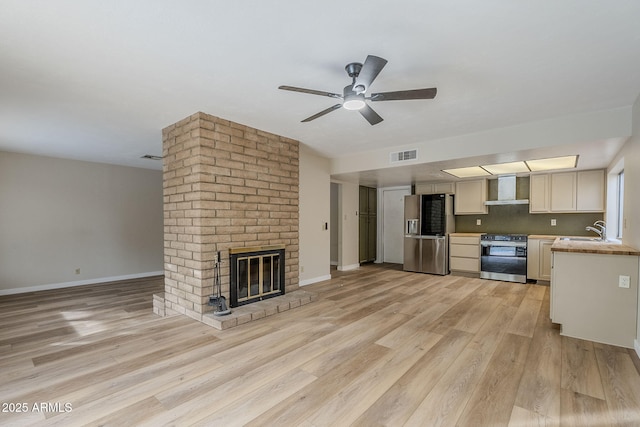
(208, 251, 231, 316)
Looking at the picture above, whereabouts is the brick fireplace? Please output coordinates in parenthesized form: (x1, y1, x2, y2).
(154, 112, 300, 325)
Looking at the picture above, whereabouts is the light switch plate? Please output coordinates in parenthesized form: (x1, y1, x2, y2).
(476, 219, 481, 226)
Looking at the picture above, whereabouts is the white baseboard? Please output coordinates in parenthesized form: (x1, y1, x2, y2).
(635, 339, 640, 359)
(299, 274, 332, 287)
(337, 263, 360, 272)
(330, 260, 338, 266)
(0, 271, 164, 296)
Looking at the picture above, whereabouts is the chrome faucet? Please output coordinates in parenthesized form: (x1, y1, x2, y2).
(586, 220, 607, 241)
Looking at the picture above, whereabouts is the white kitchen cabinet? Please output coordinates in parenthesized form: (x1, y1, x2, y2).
(527, 238, 554, 281)
(529, 170, 605, 213)
(550, 172, 577, 212)
(454, 179, 487, 215)
(576, 169, 605, 211)
(449, 235, 481, 274)
(415, 181, 455, 195)
(551, 250, 639, 348)
(529, 174, 550, 213)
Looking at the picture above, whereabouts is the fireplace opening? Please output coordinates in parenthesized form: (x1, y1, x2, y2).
(229, 245, 285, 308)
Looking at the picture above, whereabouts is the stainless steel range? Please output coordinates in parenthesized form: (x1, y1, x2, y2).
(480, 234, 527, 283)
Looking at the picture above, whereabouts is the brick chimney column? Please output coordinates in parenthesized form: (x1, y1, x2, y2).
(158, 112, 299, 323)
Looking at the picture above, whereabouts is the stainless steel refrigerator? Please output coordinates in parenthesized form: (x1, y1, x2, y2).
(403, 194, 455, 274)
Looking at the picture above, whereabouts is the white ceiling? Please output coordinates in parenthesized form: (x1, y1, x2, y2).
(1, 1, 640, 184)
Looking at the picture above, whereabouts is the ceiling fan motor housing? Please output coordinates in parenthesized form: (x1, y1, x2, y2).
(342, 86, 366, 110)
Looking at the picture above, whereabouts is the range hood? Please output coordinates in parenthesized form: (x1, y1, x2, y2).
(484, 174, 529, 205)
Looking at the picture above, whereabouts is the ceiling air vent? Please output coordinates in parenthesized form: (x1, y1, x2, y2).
(390, 149, 418, 164)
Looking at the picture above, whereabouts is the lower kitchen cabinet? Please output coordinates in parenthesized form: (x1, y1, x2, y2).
(527, 238, 555, 282)
(551, 250, 639, 348)
(449, 234, 481, 275)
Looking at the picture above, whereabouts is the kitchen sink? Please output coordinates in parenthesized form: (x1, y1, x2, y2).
(559, 237, 602, 242)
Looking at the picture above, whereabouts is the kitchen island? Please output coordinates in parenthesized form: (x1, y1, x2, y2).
(551, 238, 640, 348)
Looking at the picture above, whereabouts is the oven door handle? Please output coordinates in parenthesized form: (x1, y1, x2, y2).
(480, 241, 527, 248)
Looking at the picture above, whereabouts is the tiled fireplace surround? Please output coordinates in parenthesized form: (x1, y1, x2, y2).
(153, 112, 309, 329)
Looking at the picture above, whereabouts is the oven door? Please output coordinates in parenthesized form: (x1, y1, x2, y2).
(480, 242, 527, 283)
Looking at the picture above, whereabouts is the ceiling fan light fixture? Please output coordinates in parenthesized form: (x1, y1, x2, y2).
(343, 93, 366, 110)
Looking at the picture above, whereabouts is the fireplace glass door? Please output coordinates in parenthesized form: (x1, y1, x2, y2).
(231, 246, 284, 307)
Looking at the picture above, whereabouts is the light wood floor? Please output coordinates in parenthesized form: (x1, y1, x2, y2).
(2, 265, 640, 426)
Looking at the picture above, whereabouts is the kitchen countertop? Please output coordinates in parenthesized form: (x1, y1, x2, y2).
(551, 238, 640, 256)
(449, 232, 484, 237)
(528, 234, 564, 240)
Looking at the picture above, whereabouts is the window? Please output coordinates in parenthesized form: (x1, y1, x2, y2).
(617, 170, 624, 238)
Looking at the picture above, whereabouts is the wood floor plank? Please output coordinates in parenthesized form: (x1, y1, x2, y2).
(456, 333, 532, 427)
(561, 336, 606, 400)
(594, 342, 640, 425)
(508, 405, 554, 427)
(452, 295, 502, 333)
(405, 303, 517, 426)
(506, 296, 543, 338)
(513, 288, 561, 424)
(191, 369, 317, 426)
(526, 283, 548, 301)
(351, 329, 474, 426)
(306, 330, 444, 426)
(375, 302, 450, 348)
(560, 388, 615, 427)
(244, 343, 390, 426)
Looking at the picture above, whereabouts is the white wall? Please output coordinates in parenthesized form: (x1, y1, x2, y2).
(612, 96, 640, 352)
(298, 145, 331, 285)
(338, 181, 360, 271)
(606, 95, 640, 353)
(0, 152, 163, 294)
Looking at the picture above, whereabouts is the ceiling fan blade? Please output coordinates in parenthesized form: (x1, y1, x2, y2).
(301, 104, 342, 122)
(353, 55, 388, 93)
(278, 85, 342, 99)
(359, 104, 383, 125)
(369, 87, 437, 101)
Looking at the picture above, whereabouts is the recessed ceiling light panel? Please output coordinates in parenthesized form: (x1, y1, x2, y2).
(442, 166, 492, 179)
(482, 161, 530, 175)
(526, 155, 578, 172)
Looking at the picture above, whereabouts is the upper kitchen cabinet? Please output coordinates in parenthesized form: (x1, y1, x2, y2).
(550, 172, 577, 212)
(529, 174, 550, 213)
(529, 169, 605, 213)
(415, 181, 456, 195)
(576, 169, 605, 211)
(455, 179, 488, 215)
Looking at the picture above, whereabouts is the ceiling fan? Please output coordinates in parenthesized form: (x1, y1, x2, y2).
(278, 55, 437, 125)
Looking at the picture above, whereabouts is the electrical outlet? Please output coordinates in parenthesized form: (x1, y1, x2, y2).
(476, 219, 481, 226)
(75, 268, 81, 275)
(619, 275, 630, 288)
(551, 219, 557, 226)
(300, 266, 304, 273)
